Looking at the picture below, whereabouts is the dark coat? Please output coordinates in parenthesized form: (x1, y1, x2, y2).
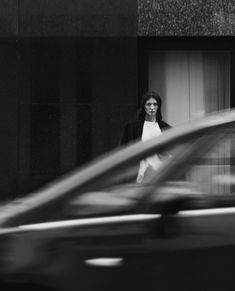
(119, 119, 171, 146)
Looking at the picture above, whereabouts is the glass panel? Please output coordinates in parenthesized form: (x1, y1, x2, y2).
(151, 129, 235, 210)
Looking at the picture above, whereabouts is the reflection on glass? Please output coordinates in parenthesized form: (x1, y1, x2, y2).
(150, 131, 235, 211)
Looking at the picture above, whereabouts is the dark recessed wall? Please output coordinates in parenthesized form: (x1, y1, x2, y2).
(0, 0, 137, 197)
(0, 44, 19, 199)
(0, 37, 138, 196)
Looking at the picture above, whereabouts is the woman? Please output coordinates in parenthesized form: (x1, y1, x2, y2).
(119, 91, 171, 183)
(120, 91, 171, 145)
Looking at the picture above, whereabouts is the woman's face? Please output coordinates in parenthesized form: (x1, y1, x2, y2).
(144, 97, 158, 119)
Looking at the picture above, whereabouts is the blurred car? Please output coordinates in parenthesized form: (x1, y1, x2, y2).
(1, 110, 235, 291)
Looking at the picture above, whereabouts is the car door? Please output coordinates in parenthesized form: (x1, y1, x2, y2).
(12, 213, 162, 291)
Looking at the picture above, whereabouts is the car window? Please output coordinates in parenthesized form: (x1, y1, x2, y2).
(62, 155, 168, 219)
(60, 137, 201, 219)
(150, 128, 235, 210)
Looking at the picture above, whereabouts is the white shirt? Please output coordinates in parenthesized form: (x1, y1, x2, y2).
(141, 121, 162, 141)
(137, 121, 162, 183)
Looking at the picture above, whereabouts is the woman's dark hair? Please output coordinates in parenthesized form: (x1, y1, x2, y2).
(137, 91, 162, 121)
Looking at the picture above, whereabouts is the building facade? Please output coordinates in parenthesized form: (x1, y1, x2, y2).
(0, 0, 235, 198)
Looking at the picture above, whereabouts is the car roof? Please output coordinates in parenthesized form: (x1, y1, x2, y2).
(0, 109, 235, 227)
